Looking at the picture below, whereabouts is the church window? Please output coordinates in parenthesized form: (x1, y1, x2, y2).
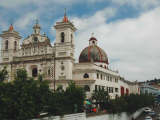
(106, 87, 108, 91)
(61, 32, 64, 43)
(97, 74, 99, 79)
(92, 41, 95, 44)
(110, 77, 112, 82)
(17, 69, 19, 76)
(95, 85, 97, 91)
(5, 40, 8, 50)
(14, 41, 17, 51)
(102, 86, 104, 90)
(35, 30, 36, 34)
(32, 68, 38, 77)
(101, 75, 102, 80)
(84, 85, 90, 91)
(71, 34, 73, 43)
(48, 69, 50, 75)
(100, 65, 103, 67)
(84, 73, 89, 78)
(104, 65, 106, 68)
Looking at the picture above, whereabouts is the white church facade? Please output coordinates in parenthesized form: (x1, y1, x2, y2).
(0, 13, 139, 99)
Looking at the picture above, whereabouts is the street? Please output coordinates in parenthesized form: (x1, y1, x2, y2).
(135, 106, 160, 120)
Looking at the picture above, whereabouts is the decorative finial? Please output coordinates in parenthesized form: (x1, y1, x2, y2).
(10, 17, 13, 24)
(64, 8, 67, 15)
(44, 32, 46, 36)
(36, 19, 39, 24)
(91, 32, 94, 37)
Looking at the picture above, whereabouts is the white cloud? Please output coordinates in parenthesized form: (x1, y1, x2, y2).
(112, 0, 160, 10)
(14, 11, 40, 30)
(70, 7, 160, 81)
(0, 0, 103, 8)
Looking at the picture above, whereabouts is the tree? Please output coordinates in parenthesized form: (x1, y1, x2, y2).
(0, 66, 10, 119)
(48, 84, 67, 116)
(65, 81, 86, 113)
(91, 89, 110, 102)
(108, 93, 155, 114)
(1, 68, 50, 119)
(108, 97, 128, 114)
(91, 89, 110, 110)
(0, 66, 8, 82)
(48, 81, 86, 115)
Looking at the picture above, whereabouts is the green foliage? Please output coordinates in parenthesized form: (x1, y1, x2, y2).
(0, 68, 86, 119)
(66, 81, 86, 106)
(37, 73, 46, 82)
(91, 89, 110, 102)
(0, 68, 50, 119)
(0, 66, 8, 82)
(108, 93, 155, 114)
(109, 97, 128, 114)
(48, 81, 86, 116)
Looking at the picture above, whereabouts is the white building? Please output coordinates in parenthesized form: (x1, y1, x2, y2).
(0, 13, 139, 99)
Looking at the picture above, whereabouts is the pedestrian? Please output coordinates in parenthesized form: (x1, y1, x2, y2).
(90, 108, 93, 113)
(93, 108, 96, 113)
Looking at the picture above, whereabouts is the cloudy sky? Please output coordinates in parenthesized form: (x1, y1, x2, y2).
(0, 0, 160, 82)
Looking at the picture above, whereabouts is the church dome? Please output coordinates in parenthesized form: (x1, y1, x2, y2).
(79, 37, 108, 64)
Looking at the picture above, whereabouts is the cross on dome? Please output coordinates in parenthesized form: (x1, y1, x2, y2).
(91, 32, 94, 37)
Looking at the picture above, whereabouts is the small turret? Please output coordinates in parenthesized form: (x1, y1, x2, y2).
(33, 19, 41, 34)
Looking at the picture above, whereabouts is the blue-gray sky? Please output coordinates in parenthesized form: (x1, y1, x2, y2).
(1, 0, 160, 81)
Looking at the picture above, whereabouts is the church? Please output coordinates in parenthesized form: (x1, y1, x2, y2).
(0, 12, 139, 99)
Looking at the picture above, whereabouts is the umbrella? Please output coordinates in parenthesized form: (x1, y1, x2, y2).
(84, 101, 91, 104)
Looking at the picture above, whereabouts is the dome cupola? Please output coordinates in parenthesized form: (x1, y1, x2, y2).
(79, 35, 108, 64)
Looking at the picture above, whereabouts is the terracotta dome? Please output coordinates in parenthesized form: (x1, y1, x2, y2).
(79, 45, 108, 64)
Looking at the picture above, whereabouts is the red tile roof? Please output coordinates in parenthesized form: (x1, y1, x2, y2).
(9, 23, 14, 31)
(62, 14, 68, 22)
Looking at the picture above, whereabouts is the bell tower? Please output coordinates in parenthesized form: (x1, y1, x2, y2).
(54, 10, 77, 80)
(0, 20, 22, 63)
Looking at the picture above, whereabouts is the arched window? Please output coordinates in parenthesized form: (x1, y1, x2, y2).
(14, 41, 17, 51)
(35, 30, 36, 34)
(48, 69, 50, 75)
(71, 34, 73, 43)
(100, 65, 103, 67)
(5, 40, 8, 50)
(61, 32, 64, 43)
(84, 85, 90, 91)
(92, 41, 95, 44)
(32, 68, 38, 77)
(104, 65, 106, 68)
(34, 37, 38, 42)
(84, 73, 89, 78)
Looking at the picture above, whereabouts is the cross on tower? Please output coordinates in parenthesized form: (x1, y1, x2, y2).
(91, 32, 94, 37)
(36, 19, 39, 24)
(10, 17, 13, 23)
